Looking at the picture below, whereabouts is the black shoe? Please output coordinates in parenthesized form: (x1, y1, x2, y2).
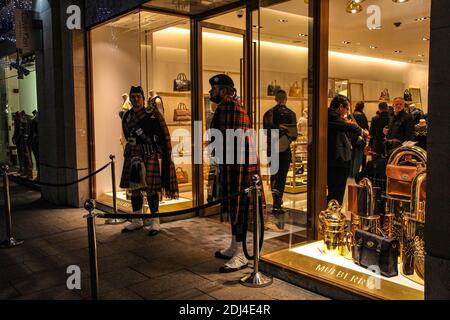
(215, 251, 232, 260)
(219, 263, 249, 273)
(148, 229, 160, 236)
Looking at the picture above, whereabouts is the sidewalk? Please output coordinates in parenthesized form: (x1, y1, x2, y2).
(0, 182, 327, 300)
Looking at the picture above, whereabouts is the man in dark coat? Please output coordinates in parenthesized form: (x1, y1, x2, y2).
(208, 74, 262, 273)
(120, 86, 178, 236)
(369, 102, 392, 156)
(263, 90, 298, 214)
(327, 95, 367, 204)
(385, 97, 415, 143)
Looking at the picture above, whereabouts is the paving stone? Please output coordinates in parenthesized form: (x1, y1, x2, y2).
(0, 263, 34, 282)
(161, 288, 215, 300)
(100, 288, 143, 300)
(100, 267, 149, 289)
(128, 269, 214, 299)
(17, 285, 81, 300)
(11, 268, 70, 295)
(130, 260, 183, 279)
(0, 285, 21, 299)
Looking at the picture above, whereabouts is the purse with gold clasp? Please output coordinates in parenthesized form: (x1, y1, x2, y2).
(353, 229, 399, 277)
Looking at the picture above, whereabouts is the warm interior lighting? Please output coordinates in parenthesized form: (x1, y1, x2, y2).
(346, 1, 362, 14)
(165, 27, 410, 66)
(393, 0, 409, 3)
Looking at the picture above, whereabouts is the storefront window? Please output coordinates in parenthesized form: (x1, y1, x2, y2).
(90, 10, 193, 213)
(0, 53, 38, 179)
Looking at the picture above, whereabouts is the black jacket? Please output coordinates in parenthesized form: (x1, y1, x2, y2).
(369, 111, 391, 155)
(263, 104, 298, 155)
(351, 110, 369, 130)
(328, 108, 362, 168)
(387, 110, 415, 142)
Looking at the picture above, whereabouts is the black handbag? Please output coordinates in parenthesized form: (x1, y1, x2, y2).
(404, 89, 413, 102)
(353, 229, 399, 277)
(267, 80, 281, 96)
(173, 73, 191, 92)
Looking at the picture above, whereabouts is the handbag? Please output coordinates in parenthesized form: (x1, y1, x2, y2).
(379, 88, 390, 102)
(289, 81, 302, 97)
(173, 73, 191, 92)
(267, 80, 281, 96)
(173, 103, 191, 122)
(386, 164, 424, 198)
(353, 229, 399, 277)
(176, 167, 189, 184)
(404, 89, 413, 102)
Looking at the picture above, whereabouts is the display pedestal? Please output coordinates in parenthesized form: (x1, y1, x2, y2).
(260, 241, 424, 300)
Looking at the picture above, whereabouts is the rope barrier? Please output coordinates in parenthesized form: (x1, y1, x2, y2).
(10, 162, 111, 187)
(97, 188, 252, 220)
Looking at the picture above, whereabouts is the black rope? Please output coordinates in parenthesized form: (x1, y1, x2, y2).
(97, 188, 251, 220)
(15, 162, 111, 187)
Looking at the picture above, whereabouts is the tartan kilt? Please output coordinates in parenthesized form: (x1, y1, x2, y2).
(120, 144, 162, 194)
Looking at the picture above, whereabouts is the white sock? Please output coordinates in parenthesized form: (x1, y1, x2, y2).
(224, 244, 248, 269)
(125, 210, 143, 230)
(220, 235, 237, 257)
(144, 217, 161, 231)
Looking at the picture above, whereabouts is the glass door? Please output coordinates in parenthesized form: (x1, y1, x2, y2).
(200, 14, 247, 210)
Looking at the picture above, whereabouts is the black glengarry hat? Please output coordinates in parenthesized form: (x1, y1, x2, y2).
(129, 86, 145, 99)
(209, 74, 234, 88)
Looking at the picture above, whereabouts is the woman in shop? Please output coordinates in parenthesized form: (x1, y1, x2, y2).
(120, 86, 179, 236)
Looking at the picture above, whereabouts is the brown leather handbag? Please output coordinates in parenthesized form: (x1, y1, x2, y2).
(386, 164, 424, 198)
(176, 167, 189, 184)
(173, 103, 191, 122)
(289, 81, 302, 97)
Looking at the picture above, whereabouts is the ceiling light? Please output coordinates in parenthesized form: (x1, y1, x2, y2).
(422, 37, 429, 41)
(253, 25, 263, 29)
(354, 0, 365, 3)
(298, 33, 308, 37)
(369, 45, 377, 49)
(346, 1, 362, 14)
(394, 50, 402, 53)
(342, 41, 351, 44)
(418, 54, 425, 57)
(392, 0, 409, 3)
(415, 16, 430, 22)
(278, 19, 288, 23)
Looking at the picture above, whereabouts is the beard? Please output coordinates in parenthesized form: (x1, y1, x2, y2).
(209, 93, 222, 104)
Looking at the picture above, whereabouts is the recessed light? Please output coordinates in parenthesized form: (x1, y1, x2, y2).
(422, 37, 429, 41)
(298, 33, 308, 37)
(418, 54, 425, 57)
(278, 19, 288, 23)
(392, 0, 409, 3)
(415, 16, 430, 22)
(253, 25, 263, 29)
(369, 45, 377, 49)
(342, 41, 351, 45)
(394, 50, 402, 53)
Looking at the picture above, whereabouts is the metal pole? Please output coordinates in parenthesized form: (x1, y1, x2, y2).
(240, 175, 273, 287)
(84, 199, 99, 300)
(0, 165, 24, 248)
(105, 155, 125, 225)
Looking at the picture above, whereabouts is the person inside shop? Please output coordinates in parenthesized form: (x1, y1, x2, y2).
(208, 74, 263, 273)
(263, 90, 298, 215)
(327, 95, 368, 204)
(120, 85, 179, 236)
(349, 101, 369, 177)
(384, 97, 415, 143)
(369, 102, 392, 157)
(414, 118, 428, 150)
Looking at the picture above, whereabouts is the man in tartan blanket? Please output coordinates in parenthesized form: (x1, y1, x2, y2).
(208, 74, 264, 273)
(120, 86, 179, 236)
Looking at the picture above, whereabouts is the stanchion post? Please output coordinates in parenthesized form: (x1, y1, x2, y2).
(84, 199, 99, 300)
(0, 165, 24, 248)
(105, 155, 125, 225)
(240, 175, 273, 287)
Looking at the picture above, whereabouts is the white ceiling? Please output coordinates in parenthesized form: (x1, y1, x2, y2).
(108, 0, 431, 65)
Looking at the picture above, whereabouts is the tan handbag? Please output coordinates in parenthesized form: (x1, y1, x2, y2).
(386, 164, 424, 198)
(173, 103, 191, 122)
(176, 167, 189, 184)
(289, 81, 302, 97)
